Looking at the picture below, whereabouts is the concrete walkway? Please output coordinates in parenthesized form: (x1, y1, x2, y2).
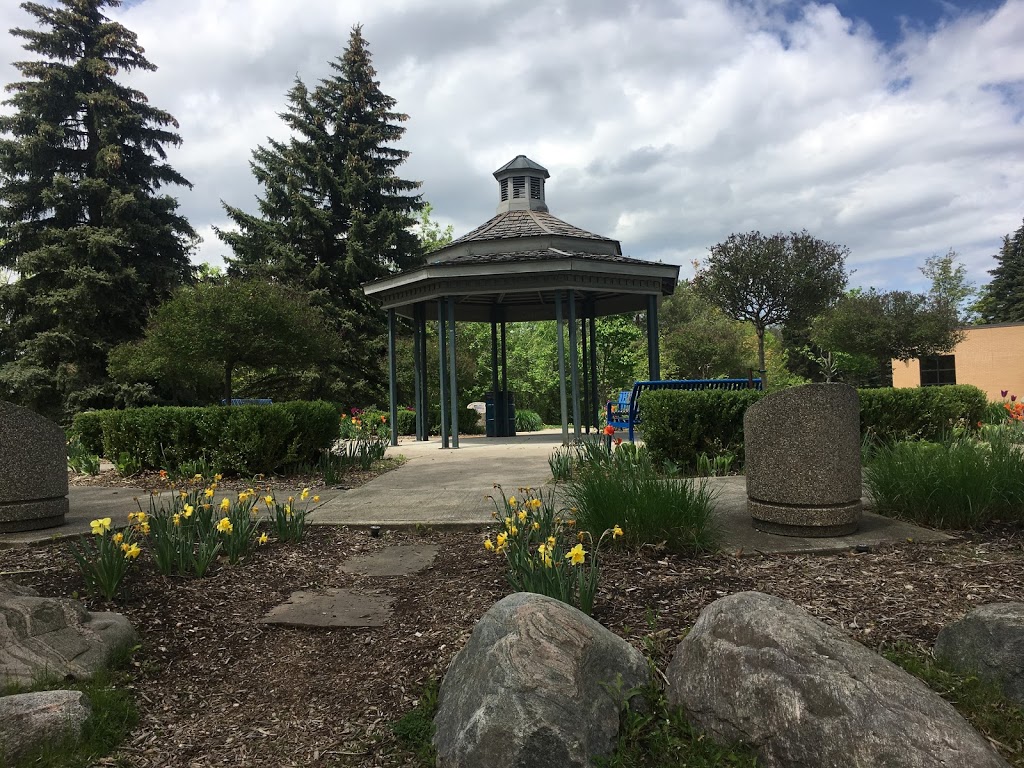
(5, 430, 951, 555)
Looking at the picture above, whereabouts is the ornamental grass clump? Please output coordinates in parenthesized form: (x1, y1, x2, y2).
(865, 432, 1024, 529)
(68, 517, 141, 600)
(264, 487, 320, 543)
(564, 439, 718, 554)
(483, 485, 622, 616)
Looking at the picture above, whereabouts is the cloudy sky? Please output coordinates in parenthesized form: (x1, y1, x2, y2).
(2, 0, 1022, 293)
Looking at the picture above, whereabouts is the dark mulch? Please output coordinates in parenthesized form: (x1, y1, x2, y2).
(1, 496, 1022, 766)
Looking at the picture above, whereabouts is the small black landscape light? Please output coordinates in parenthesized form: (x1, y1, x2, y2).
(369, 525, 381, 538)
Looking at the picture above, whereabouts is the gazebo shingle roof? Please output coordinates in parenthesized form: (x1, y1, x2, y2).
(437, 247, 655, 266)
(448, 209, 615, 246)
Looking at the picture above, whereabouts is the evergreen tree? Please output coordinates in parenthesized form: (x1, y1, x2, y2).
(975, 219, 1024, 323)
(0, 0, 196, 420)
(219, 26, 423, 404)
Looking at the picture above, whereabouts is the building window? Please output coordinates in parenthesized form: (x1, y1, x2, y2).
(920, 354, 956, 386)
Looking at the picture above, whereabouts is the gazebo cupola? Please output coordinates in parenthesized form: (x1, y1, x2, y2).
(493, 154, 549, 213)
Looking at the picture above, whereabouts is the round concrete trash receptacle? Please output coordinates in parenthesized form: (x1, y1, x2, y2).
(0, 400, 69, 532)
(744, 383, 861, 537)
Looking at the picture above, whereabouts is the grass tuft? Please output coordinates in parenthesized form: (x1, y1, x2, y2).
(391, 678, 439, 765)
(564, 440, 718, 554)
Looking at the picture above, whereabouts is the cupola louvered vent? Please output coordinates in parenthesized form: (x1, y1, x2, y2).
(492, 155, 550, 214)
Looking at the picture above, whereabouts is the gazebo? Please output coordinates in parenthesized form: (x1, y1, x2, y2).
(363, 155, 680, 447)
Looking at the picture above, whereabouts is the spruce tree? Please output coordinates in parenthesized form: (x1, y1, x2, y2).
(219, 25, 423, 404)
(976, 219, 1024, 323)
(0, 0, 196, 420)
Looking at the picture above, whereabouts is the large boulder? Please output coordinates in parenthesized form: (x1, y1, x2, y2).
(935, 602, 1024, 706)
(666, 591, 1008, 768)
(744, 383, 861, 536)
(0, 690, 91, 763)
(434, 592, 650, 768)
(0, 400, 69, 532)
(0, 581, 138, 686)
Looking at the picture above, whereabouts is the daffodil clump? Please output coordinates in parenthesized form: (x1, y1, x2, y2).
(483, 485, 622, 616)
(264, 487, 320, 543)
(68, 516, 142, 600)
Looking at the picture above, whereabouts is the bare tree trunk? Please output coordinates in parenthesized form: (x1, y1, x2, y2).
(756, 327, 768, 389)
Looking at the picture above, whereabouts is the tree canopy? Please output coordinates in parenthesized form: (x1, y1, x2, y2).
(659, 282, 754, 380)
(974, 218, 1024, 323)
(218, 25, 423, 405)
(0, 0, 196, 420)
(108, 280, 342, 405)
(812, 288, 963, 384)
(693, 230, 849, 386)
(921, 249, 975, 324)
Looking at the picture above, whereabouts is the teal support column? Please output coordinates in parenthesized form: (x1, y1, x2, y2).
(555, 291, 569, 445)
(448, 297, 459, 448)
(438, 299, 450, 449)
(387, 308, 398, 447)
(568, 290, 581, 439)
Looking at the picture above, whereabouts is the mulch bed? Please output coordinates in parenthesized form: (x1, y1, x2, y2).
(2, 472, 1023, 767)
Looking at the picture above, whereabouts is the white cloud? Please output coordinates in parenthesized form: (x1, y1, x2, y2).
(0, 0, 1021, 292)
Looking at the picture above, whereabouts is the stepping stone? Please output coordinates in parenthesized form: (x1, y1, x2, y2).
(259, 589, 394, 628)
(338, 544, 439, 577)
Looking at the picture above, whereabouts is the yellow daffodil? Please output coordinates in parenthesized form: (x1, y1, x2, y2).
(288, 496, 294, 504)
(123, 543, 141, 559)
(612, 525, 624, 538)
(537, 543, 548, 557)
(193, 473, 203, 481)
(496, 532, 508, 548)
(89, 517, 112, 535)
(264, 495, 274, 506)
(183, 504, 194, 518)
(313, 495, 320, 503)
(139, 522, 150, 535)
(528, 498, 542, 510)
(532, 521, 540, 531)
(517, 510, 527, 523)
(214, 473, 223, 482)
(508, 495, 516, 506)
(566, 543, 587, 565)
(504, 516, 513, 530)
(216, 517, 233, 534)
(510, 525, 518, 536)
(284, 505, 292, 517)
(484, 538, 495, 551)
(172, 513, 181, 526)
(179, 491, 187, 499)
(565, 519, 576, 527)
(301, 488, 310, 501)
(258, 532, 269, 545)
(219, 497, 231, 512)
(547, 536, 556, 548)
(204, 488, 214, 499)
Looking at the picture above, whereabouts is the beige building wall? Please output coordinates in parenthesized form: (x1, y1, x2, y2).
(892, 323, 1024, 401)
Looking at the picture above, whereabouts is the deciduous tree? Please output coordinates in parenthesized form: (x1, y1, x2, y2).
(693, 231, 849, 387)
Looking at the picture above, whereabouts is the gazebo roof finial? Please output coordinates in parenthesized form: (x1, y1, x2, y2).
(493, 155, 550, 214)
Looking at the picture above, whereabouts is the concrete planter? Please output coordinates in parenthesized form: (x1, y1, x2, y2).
(0, 401, 68, 532)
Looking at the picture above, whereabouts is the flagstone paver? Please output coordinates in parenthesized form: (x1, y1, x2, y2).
(338, 544, 439, 577)
(259, 589, 395, 628)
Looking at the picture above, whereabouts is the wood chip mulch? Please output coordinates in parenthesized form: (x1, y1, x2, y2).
(1, 486, 1022, 766)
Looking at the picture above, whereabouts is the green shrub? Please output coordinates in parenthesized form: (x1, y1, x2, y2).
(639, 389, 764, 471)
(70, 411, 106, 456)
(460, 407, 482, 435)
(641, 385, 988, 471)
(564, 440, 717, 554)
(859, 385, 987, 442)
(864, 433, 1024, 529)
(397, 408, 417, 436)
(89, 402, 338, 476)
(515, 409, 544, 432)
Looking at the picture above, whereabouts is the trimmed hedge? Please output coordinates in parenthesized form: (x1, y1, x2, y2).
(70, 402, 339, 475)
(640, 385, 989, 470)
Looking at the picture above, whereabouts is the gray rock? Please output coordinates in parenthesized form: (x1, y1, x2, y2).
(0, 690, 91, 763)
(745, 383, 861, 536)
(0, 400, 69, 532)
(0, 581, 138, 686)
(935, 602, 1024, 706)
(434, 592, 650, 768)
(666, 591, 1008, 768)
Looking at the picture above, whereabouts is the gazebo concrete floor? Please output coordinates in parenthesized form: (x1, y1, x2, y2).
(5, 430, 950, 554)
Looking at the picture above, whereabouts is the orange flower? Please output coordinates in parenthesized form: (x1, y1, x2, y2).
(603, 425, 615, 436)
(380, 415, 387, 423)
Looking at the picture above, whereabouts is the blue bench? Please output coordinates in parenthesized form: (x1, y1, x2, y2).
(606, 378, 762, 442)
(220, 398, 273, 406)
